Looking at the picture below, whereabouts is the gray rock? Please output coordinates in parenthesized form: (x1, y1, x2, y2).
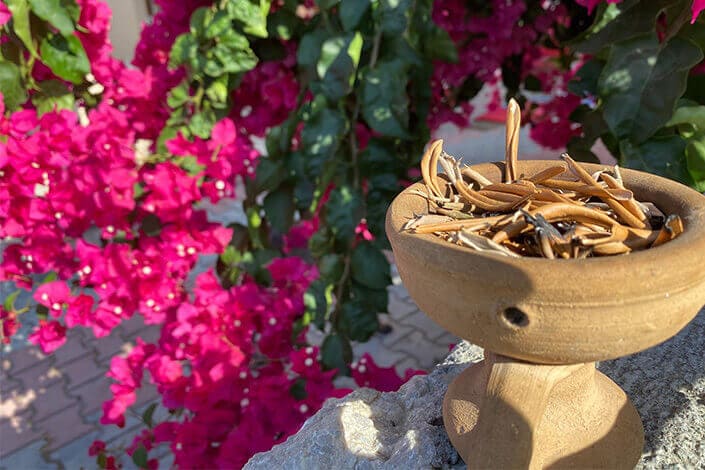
(245, 309, 705, 469)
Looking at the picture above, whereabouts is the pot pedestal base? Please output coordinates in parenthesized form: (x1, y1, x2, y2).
(443, 353, 644, 469)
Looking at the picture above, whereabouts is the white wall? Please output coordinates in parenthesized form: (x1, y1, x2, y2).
(105, 0, 152, 63)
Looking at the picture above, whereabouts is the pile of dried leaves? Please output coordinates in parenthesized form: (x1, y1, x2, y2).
(404, 100, 683, 259)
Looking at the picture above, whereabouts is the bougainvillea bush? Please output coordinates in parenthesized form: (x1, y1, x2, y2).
(1, 0, 704, 467)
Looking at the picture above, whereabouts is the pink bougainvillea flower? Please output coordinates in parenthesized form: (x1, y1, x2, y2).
(65, 294, 95, 328)
(354, 219, 375, 242)
(28, 320, 67, 354)
(693, 0, 705, 22)
(351, 353, 426, 392)
(88, 440, 106, 456)
(0, 3, 11, 27)
(33, 280, 72, 316)
(0, 307, 20, 344)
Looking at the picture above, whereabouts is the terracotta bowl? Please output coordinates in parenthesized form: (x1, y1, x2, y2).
(386, 160, 705, 364)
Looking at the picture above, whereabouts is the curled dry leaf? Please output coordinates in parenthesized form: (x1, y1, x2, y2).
(404, 101, 683, 259)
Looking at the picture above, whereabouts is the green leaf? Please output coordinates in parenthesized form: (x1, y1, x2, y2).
(211, 30, 258, 75)
(189, 7, 211, 34)
(679, 21, 705, 50)
(340, 0, 370, 31)
(218, 245, 242, 288)
(351, 282, 388, 313)
(168, 33, 198, 69)
(316, 32, 363, 101)
(0, 61, 28, 110)
(598, 34, 703, 143)
(359, 139, 398, 176)
(360, 60, 411, 139)
(255, 158, 288, 192)
(374, 0, 412, 36)
(364, 190, 392, 243)
(247, 207, 264, 249)
(205, 79, 229, 106)
(132, 445, 148, 469)
(667, 105, 705, 130)
(567, 59, 604, 97)
(28, 0, 78, 36)
(319, 254, 344, 283)
(321, 333, 352, 373)
(293, 178, 315, 211)
(339, 300, 378, 342)
(221, 245, 242, 266)
(575, 0, 681, 54)
(424, 27, 457, 63)
(325, 186, 364, 244)
(566, 138, 600, 164)
(620, 135, 693, 184)
(167, 81, 190, 108)
(685, 134, 705, 191)
(304, 279, 332, 329)
(685, 72, 705, 105)
(309, 228, 333, 258)
(32, 79, 74, 115)
(97, 453, 107, 468)
(141, 403, 158, 429)
(188, 109, 217, 138)
(133, 182, 144, 199)
(568, 107, 609, 158)
(289, 378, 308, 400)
(350, 241, 391, 289)
(240, 248, 278, 286)
(368, 173, 398, 192)
(301, 100, 347, 169)
(205, 9, 232, 39)
(178, 155, 205, 176)
(3, 290, 21, 312)
(156, 125, 179, 152)
(317, 0, 340, 9)
(6, 0, 38, 58)
(263, 185, 295, 233)
(267, 8, 299, 40)
(39, 33, 90, 84)
(297, 30, 327, 69)
(227, 0, 270, 38)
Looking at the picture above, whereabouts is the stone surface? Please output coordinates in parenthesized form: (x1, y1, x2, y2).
(245, 308, 705, 469)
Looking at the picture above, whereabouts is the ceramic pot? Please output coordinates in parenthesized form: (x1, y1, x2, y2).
(385, 160, 705, 468)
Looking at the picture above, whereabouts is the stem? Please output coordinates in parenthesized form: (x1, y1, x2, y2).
(370, 31, 382, 69)
(333, 30, 384, 322)
(330, 254, 351, 326)
(663, 4, 691, 43)
(350, 102, 361, 188)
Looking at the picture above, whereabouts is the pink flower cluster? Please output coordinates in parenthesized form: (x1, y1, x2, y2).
(0, 98, 245, 349)
(230, 45, 300, 137)
(430, 0, 583, 150)
(101, 262, 349, 468)
(0, 87, 350, 466)
(430, 0, 567, 130)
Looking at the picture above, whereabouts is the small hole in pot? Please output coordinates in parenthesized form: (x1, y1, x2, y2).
(502, 307, 529, 328)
